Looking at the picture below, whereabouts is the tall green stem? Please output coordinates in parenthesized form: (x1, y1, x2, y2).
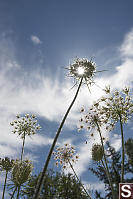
(96, 123, 115, 199)
(119, 115, 125, 182)
(2, 170, 8, 199)
(21, 131, 26, 161)
(68, 160, 92, 199)
(15, 131, 26, 199)
(16, 186, 20, 199)
(33, 78, 83, 199)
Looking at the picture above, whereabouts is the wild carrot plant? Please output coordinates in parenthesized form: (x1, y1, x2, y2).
(79, 104, 116, 199)
(10, 159, 33, 199)
(10, 114, 41, 161)
(79, 86, 133, 198)
(9, 114, 40, 198)
(33, 57, 96, 198)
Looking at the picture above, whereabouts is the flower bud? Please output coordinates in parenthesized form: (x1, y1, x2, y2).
(91, 144, 104, 162)
(11, 160, 33, 186)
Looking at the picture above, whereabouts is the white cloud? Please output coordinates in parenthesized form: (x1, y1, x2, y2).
(104, 58, 133, 89)
(31, 35, 42, 45)
(120, 28, 133, 58)
(86, 181, 105, 192)
(110, 134, 121, 151)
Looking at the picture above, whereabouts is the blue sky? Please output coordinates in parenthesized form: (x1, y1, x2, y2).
(0, 0, 133, 197)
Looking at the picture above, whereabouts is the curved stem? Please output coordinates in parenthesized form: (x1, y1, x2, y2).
(21, 131, 26, 161)
(2, 170, 8, 199)
(33, 78, 83, 199)
(68, 160, 92, 199)
(96, 123, 115, 199)
(16, 186, 21, 199)
(119, 115, 125, 183)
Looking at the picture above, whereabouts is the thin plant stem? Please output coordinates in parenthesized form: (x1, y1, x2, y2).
(33, 78, 83, 199)
(68, 159, 92, 199)
(16, 186, 20, 199)
(2, 170, 8, 199)
(21, 131, 26, 161)
(10, 187, 17, 199)
(119, 115, 125, 183)
(15, 131, 26, 199)
(96, 122, 115, 199)
(101, 159, 111, 182)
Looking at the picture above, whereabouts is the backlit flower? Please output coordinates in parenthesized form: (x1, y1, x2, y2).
(67, 57, 96, 85)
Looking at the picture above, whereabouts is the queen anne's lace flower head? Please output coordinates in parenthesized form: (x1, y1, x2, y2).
(67, 57, 96, 85)
(79, 87, 133, 133)
(10, 114, 41, 138)
(11, 159, 33, 187)
(0, 157, 14, 172)
(53, 144, 79, 169)
(100, 86, 133, 124)
(78, 103, 113, 132)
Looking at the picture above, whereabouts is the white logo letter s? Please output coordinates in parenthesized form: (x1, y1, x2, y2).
(121, 185, 131, 198)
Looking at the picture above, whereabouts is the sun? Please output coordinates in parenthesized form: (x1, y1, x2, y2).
(77, 66, 85, 75)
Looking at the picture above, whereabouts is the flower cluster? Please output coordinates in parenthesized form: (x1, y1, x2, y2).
(101, 87, 133, 124)
(91, 144, 104, 162)
(11, 159, 33, 187)
(0, 157, 14, 172)
(68, 57, 96, 84)
(53, 144, 79, 169)
(10, 114, 41, 138)
(78, 104, 113, 132)
(79, 87, 133, 132)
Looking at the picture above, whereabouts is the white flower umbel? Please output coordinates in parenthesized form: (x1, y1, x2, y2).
(53, 144, 79, 169)
(10, 114, 41, 138)
(68, 57, 96, 86)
